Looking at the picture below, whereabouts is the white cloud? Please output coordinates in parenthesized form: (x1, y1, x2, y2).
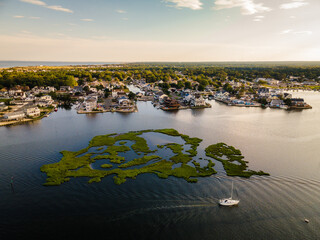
(281, 29, 312, 35)
(29, 16, 40, 19)
(289, 15, 296, 19)
(46, 5, 73, 13)
(20, 0, 73, 13)
(281, 29, 293, 34)
(116, 10, 127, 14)
(165, 0, 203, 10)
(20, 0, 46, 6)
(280, 0, 309, 10)
(253, 15, 264, 21)
(214, 0, 271, 15)
(13, 15, 25, 18)
(81, 19, 94, 22)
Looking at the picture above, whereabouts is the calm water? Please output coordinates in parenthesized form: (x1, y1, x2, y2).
(1, 91, 320, 239)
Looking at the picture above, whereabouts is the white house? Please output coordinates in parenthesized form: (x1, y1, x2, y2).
(40, 95, 53, 101)
(83, 96, 98, 111)
(24, 107, 41, 117)
(3, 111, 26, 121)
(191, 94, 206, 107)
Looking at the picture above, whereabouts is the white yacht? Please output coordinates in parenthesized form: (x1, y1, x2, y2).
(219, 182, 240, 206)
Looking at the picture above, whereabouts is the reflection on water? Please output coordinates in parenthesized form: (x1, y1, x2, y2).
(0, 91, 320, 239)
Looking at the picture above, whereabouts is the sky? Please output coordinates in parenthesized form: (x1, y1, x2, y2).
(0, 0, 319, 62)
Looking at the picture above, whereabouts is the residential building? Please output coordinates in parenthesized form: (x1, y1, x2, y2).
(3, 111, 26, 121)
(24, 106, 41, 117)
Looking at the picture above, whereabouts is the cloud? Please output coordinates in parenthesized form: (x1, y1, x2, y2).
(20, 0, 46, 6)
(253, 15, 264, 21)
(13, 15, 25, 18)
(81, 19, 94, 22)
(46, 5, 73, 13)
(165, 0, 203, 10)
(116, 10, 127, 14)
(20, 0, 73, 13)
(29, 16, 40, 19)
(214, 0, 271, 15)
(281, 29, 293, 34)
(280, 0, 309, 10)
(281, 29, 312, 35)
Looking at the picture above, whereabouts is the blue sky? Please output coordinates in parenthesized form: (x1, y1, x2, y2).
(0, 0, 319, 61)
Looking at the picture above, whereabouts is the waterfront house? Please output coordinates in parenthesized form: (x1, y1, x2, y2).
(162, 97, 180, 110)
(190, 94, 206, 107)
(183, 94, 193, 104)
(40, 95, 53, 102)
(270, 99, 284, 108)
(83, 96, 98, 111)
(0, 102, 8, 111)
(24, 106, 41, 117)
(3, 111, 26, 121)
(118, 99, 132, 108)
(291, 98, 305, 107)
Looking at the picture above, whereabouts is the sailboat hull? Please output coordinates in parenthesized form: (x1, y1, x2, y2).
(219, 198, 240, 206)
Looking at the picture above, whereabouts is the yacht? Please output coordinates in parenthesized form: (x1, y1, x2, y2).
(219, 182, 240, 206)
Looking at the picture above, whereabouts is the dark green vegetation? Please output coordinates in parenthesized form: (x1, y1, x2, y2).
(205, 143, 269, 178)
(2, 62, 320, 90)
(40, 129, 268, 186)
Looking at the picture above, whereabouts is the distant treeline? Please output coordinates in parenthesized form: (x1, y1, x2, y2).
(1, 63, 320, 89)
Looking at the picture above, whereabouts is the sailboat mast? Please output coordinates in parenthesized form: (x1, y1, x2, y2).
(231, 182, 234, 199)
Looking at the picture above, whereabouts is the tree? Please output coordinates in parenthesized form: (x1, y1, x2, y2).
(284, 98, 292, 106)
(198, 85, 205, 91)
(96, 84, 104, 91)
(184, 81, 192, 89)
(177, 81, 185, 89)
(83, 86, 90, 93)
(104, 88, 111, 98)
(223, 83, 233, 93)
(128, 91, 136, 100)
(65, 75, 77, 87)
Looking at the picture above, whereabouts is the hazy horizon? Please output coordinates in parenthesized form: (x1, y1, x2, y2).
(0, 0, 319, 62)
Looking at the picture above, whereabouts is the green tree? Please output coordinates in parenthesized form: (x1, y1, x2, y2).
(128, 91, 136, 100)
(65, 75, 77, 87)
(104, 88, 111, 98)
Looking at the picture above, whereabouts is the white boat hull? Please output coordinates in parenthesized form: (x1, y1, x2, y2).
(219, 198, 240, 206)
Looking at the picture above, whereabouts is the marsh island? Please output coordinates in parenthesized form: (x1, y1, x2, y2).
(41, 129, 269, 186)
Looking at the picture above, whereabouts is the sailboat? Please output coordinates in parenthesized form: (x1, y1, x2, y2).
(219, 182, 240, 206)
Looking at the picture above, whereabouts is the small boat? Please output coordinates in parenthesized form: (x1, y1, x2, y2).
(219, 182, 240, 206)
(304, 219, 309, 223)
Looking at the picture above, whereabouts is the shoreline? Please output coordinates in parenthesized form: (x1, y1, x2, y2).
(0, 108, 54, 127)
(77, 105, 138, 114)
